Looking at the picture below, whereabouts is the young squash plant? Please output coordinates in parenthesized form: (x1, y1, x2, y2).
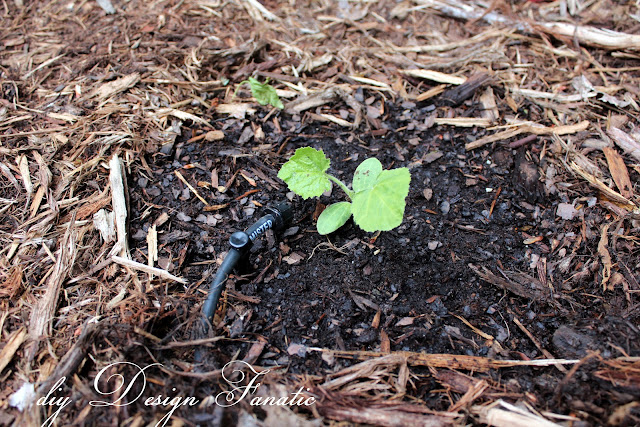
(278, 147, 411, 234)
(235, 77, 284, 109)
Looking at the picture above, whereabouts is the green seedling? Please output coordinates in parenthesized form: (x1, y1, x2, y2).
(236, 77, 284, 109)
(278, 147, 411, 234)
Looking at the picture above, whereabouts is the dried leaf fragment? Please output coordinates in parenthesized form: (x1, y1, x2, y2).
(205, 130, 225, 141)
(0, 266, 23, 299)
(607, 127, 640, 162)
(400, 69, 466, 85)
(569, 160, 636, 209)
(598, 223, 612, 289)
(603, 147, 633, 198)
(0, 327, 27, 374)
(88, 73, 140, 101)
(283, 252, 305, 265)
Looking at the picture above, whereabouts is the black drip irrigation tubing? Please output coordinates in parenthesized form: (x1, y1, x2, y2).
(194, 202, 293, 364)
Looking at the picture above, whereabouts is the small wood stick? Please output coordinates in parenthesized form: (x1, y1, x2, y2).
(112, 255, 187, 284)
(109, 154, 130, 258)
(512, 315, 566, 373)
(146, 224, 158, 287)
(175, 170, 209, 206)
(508, 134, 537, 149)
(488, 186, 502, 219)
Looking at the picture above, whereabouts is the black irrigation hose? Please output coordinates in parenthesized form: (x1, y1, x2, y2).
(195, 202, 293, 363)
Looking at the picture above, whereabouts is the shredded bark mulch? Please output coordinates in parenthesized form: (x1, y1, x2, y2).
(1, 0, 640, 426)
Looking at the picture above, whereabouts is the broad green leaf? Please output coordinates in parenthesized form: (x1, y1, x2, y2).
(317, 202, 352, 235)
(277, 147, 332, 199)
(352, 157, 382, 192)
(351, 167, 411, 232)
(247, 77, 284, 109)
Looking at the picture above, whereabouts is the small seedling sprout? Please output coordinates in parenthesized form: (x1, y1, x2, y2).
(278, 147, 411, 234)
(235, 77, 284, 109)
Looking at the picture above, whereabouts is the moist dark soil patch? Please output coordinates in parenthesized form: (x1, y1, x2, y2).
(123, 99, 639, 425)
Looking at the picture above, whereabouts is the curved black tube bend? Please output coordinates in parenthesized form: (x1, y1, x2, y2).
(199, 203, 292, 333)
(200, 247, 242, 324)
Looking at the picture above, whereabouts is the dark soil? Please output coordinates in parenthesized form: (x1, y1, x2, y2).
(123, 97, 640, 425)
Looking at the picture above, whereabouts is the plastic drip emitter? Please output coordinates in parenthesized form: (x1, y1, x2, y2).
(196, 202, 292, 363)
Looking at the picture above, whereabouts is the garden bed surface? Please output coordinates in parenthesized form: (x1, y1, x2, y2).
(1, 0, 639, 426)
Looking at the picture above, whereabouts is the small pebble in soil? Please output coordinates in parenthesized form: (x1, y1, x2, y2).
(177, 212, 192, 222)
(157, 257, 173, 271)
(423, 188, 433, 201)
(283, 226, 299, 237)
(355, 328, 377, 344)
(287, 343, 307, 357)
(159, 142, 173, 155)
(475, 247, 494, 260)
(428, 297, 447, 317)
(440, 200, 450, 214)
(276, 356, 289, 365)
(552, 325, 596, 358)
(393, 304, 410, 316)
(147, 186, 161, 197)
(447, 184, 461, 197)
(341, 299, 353, 312)
(132, 229, 146, 240)
(557, 202, 578, 220)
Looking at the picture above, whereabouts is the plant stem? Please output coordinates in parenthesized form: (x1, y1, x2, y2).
(232, 80, 249, 100)
(327, 174, 354, 200)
